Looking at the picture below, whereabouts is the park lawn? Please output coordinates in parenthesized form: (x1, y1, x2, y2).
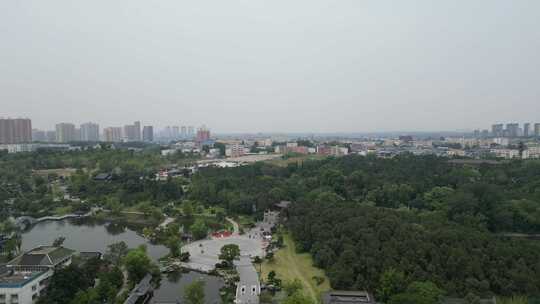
(260, 233, 331, 303)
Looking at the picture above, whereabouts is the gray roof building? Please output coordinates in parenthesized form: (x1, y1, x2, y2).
(323, 291, 376, 304)
(8, 246, 75, 269)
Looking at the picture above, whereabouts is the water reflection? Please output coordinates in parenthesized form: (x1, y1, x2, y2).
(105, 222, 127, 235)
(21, 218, 224, 303)
(166, 271, 183, 283)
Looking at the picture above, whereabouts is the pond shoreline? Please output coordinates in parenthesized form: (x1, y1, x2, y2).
(21, 218, 225, 303)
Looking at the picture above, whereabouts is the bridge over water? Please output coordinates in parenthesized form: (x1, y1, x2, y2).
(14, 208, 98, 230)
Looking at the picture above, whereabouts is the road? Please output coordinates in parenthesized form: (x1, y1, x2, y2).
(235, 256, 260, 304)
(158, 216, 175, 229)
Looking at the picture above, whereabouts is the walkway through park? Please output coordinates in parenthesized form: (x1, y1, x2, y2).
(180, 211, 279, 304)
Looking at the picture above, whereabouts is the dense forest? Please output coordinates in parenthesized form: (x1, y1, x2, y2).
(189, 154, 540, 297)
(288, 201, 540, 297)
(191, 154, 540, 234)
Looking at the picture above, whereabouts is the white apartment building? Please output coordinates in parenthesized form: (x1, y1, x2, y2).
(491, 149, 520, 159)
(492, 137, 510, 146)
(80, 122, 100, 142)
(55, 123, 76, 143)
(226, 143, 246, 157)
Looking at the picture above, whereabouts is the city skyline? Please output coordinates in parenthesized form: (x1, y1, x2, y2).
(3, 115, 540, 135)
(3, 116, 540, 145)
(2, 1, 540, 133)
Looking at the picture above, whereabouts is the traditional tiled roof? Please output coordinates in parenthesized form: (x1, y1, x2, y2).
(9, 246, 75, 267)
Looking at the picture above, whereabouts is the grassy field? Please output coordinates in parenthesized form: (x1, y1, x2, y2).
(260, 233, 331, 302)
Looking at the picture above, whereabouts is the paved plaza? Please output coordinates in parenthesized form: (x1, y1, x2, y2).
(180, 211, 279, 303)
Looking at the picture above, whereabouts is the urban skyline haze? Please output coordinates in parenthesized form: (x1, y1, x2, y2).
(1, 0, 539, 132)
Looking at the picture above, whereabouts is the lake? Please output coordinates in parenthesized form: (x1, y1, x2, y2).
(21, 218, 224, 303)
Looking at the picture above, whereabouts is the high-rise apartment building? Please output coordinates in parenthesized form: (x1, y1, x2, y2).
(75, 128, 81, 141)
(124, 121, 141, 141)
(196, 126, 210, 142)
(32, 129, 46, 142)
(172, 126, 180, 139)
(0, 119, 13, 144)
(80, 122, 100, 141)
(46, 131, 56, 142)
(506, 123, 519, 138)
(124, 125, 136, 141)
(55, 123, 76, 143)
(181, 126, 187, 138)
(491, 124, 504, 137)
(103, 127, 122, 142)
(523, 123, 531, 137)
(13, 118, 32, 143)
(134, 121, 141, 141)
(535, 123, 540, 137)
(0, 118, 32, 144)
(142, 126, 154, 142)
(188, 126, 195, 138)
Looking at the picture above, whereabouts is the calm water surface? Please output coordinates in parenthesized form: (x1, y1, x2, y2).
(22, 218, 224, 303)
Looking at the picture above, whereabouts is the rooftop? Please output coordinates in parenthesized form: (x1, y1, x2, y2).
(93, 173, 112, 181)
(275, 201, 291, 209)
(124, 274, 153, 304)
(323, 291, 375, 304)
(0, 269, 46, 287)
(9, 246, 75, 268)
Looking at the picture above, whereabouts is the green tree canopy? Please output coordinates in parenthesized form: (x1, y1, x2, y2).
(190, 219, 208, 240)
(184, 280, 205, 304)
(219, 244, 241, 265)
(123, 245, 155, 284)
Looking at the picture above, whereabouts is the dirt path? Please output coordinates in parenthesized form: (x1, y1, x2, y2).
(226, 217, 240, 235)
(116, 268, 129, 298)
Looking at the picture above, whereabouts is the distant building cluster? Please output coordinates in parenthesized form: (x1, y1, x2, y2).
(0, 117, 218, 154)
(3, 116, 540, 162)
(473, 122, 540, 138)
(2, 118, 214, 144)
(50, 121, 148, 143)
(157, 125, 196, 141)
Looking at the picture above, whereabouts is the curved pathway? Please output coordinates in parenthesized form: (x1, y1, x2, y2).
(226, 217, 240, 236)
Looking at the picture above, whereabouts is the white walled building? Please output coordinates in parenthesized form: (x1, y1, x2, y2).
(492, 137, 510, 146)
(491, 149, 520, 159)
(1, 246, 74, 304)
(226, 143, 246, 157)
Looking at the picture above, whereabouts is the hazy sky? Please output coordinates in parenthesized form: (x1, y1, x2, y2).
(1, 1, 539, 133)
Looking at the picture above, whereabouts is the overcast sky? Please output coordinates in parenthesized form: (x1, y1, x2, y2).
(1, 1, 539, 133)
